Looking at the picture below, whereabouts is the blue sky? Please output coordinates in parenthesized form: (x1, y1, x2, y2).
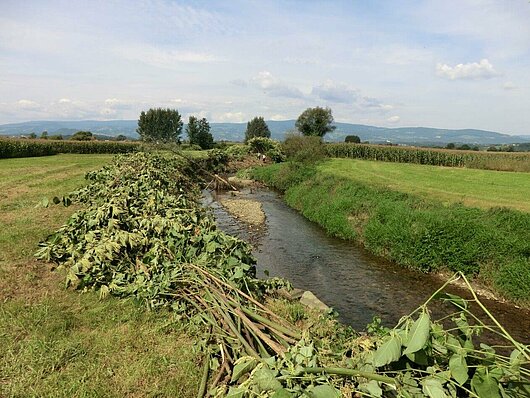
(1, 0, 529, 134)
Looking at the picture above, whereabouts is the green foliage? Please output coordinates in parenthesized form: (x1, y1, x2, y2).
(115, 134, 128, 141)
(252, 161, 530, 302)
(186, 116, 214, 149)
(295, 107, 336, 138)
(205, 148, 230, 173)
(247, 137, 285, 162)
(345, 135, 361, 143)
(245, 116, 271, 142)
(137, 108, 183, 143)
(71, 131, 93, 141)
(0, 138, 140, 158)
(40, 131, 48, 139)
(282, 133, 326, 163)
(28, 132, 37, 139)
(326, 143, 530, 172)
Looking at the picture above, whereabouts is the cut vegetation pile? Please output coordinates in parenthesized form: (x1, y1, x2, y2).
(36, 152, 530, 397)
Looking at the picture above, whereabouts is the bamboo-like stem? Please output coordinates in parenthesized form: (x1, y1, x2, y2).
(459, 273, 530, 361)
(234, 307, 285, 356)
(197, 352, 210, 398)
(297, 367, 396, 385)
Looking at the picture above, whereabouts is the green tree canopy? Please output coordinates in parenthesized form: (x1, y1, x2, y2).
(137, 108, 183, 143)
(345, 135, 361, 143)
(187, 116, 214, 149)
(40, 131, 48, 139)
(245, 116, 271, 142)
(295, 107, 336, 138)
(71, 131, 93, 141)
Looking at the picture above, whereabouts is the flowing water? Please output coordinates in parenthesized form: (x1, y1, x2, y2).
(204, 189, 530, 344)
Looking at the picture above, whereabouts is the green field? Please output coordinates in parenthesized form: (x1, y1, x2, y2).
(0, 154, 201, 397)
(320, 158, 530, 212)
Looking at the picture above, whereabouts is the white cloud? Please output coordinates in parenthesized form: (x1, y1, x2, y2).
(387, 115, 400, 123)
(117, 45, 222, 68)
(17, 99, 41, 110)
(58, 98, 71, 104)
(312, 80, 358, 103)
(251, 71, 305, 99)
(436, 59, 500, 80)
(217, 112, 246, 123)
(270, 114, 287, 121)
(503, 81, 517, 90)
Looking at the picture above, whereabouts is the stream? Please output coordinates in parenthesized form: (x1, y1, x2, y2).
(204, 188, 530, 344)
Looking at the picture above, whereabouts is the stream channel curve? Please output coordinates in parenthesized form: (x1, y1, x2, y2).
(203, 188, 530, 344)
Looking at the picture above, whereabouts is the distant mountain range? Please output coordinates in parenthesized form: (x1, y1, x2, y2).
(1, 119, 529, 145)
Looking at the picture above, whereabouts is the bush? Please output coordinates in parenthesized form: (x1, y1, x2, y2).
(345, 135, 361, 143)
(224, 144, 250, 160)
(282, 133, 326, 163)
(247, 137, 285, 162)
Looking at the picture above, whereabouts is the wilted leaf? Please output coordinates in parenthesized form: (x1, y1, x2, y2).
(373, 332, 402, 367)
(421, 378, 448, 398)
(449, 354, 468, 385)
(403, 311, 430, 355)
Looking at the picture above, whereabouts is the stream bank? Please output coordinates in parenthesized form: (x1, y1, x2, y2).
(206, 187, 530, 344)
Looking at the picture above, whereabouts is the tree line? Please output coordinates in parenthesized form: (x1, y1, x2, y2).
(136, 106, 338, 145)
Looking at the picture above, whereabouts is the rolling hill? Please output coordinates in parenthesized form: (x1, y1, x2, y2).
(0, 119, 528, 145)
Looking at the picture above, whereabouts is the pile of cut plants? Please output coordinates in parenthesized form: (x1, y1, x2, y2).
(37, 152, 530, 397)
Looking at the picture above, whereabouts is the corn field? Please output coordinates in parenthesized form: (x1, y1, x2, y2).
(326, 143, 530, 172)
(0, 138, 140, 159)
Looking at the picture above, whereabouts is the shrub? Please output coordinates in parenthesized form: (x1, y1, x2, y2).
(247, 137, 285, 162)
(282, 133, 326, 163)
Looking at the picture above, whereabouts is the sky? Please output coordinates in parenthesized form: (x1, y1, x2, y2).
(1, 0, 529, 135)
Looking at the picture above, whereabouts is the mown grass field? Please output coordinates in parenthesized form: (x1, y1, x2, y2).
(0, 154, 201, 397)
(320, 158, 530, 212)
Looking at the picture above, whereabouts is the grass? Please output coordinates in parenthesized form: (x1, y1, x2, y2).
(252, 160, 530, 303)
(320, 158, 530, 212)
(0, 154, 202, 397)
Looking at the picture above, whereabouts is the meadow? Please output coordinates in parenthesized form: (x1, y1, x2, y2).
(0, 154, 202, 397)
(319, 158, 530, 212)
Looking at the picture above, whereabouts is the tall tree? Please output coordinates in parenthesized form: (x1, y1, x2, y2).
(295, 107, 336, 138)
(187, 116, 214, 149)
(137, 108, 183, 143)
(245, 116, 271, 142)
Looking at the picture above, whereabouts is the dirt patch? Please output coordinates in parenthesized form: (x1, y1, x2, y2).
(218, 197, 266, 226)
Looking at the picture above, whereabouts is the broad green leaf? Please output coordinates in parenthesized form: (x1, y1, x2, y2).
(308, 384, 341, 398)
(471, 368, 501, 398)
(403, 311, 430, 355)
(435, 292, 468, 309)
(272, 389, 293, 398)
(449, 354, 468, 385)
(373, 333, 402, 367)
(226, 387, 245, 398)
(360, 380, 383, 397)
(231, 357, 258, 383)
(421, 378, 448, 398)
(253, 368, 282, 392)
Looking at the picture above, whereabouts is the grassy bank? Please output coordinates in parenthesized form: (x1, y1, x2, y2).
(0, 154, 202, 397)
(252, 160, 530, 303)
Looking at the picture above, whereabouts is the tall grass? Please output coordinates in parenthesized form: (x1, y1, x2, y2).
(326, 143, 530, 172)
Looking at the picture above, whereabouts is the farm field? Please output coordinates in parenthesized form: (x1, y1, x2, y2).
(320, 158, 530, 212)
(0, 154, 201, 397)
